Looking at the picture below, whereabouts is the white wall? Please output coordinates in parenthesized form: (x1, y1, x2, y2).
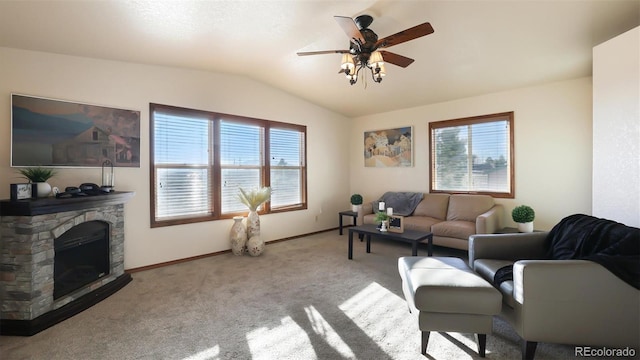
(0, 47, 351, 269)
(350, 78, 593, 231)
(592, 27, 640, 227)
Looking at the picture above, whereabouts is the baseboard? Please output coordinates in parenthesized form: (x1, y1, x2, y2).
(126, 228, 338, 273)
(0, 273, 132, 336)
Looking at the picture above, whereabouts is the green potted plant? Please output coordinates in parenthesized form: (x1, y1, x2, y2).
(350, 193, 363, 212)
(512, 205, 535, 233)
(16, 167, 57, 198)
(374, 211, 390, 232)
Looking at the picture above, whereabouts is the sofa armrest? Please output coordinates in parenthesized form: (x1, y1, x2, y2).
(513, 259, 636, 303)
(468, 232, 549, 265)
(357, 202, 374, 225)
(475, 204, 504, 234)
(512, 259, 640, 345)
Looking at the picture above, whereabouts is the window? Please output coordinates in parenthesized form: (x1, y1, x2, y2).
(429, 112, 514, 198)
(150, 104, 307, 227)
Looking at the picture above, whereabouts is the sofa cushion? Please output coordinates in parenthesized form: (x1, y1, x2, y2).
(431, 220, 476, 240)
(403, 216, 442, 232)
(447, 194, 495, 222)
(413, 193, 450, 220)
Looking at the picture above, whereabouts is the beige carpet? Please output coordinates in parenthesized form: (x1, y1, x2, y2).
(1, 230, 577, 359)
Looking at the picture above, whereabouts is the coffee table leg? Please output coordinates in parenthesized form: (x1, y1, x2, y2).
(412, 241, 418, 256)
(428, 234, 433, 256)
(366, 234, 371, 253)
(348, 230, 353, 259)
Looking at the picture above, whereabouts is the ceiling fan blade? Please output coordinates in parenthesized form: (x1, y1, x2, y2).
(375, 22, 434, 49)
(379, 51, 415, 68)
(334, 16, 365, 44)
(297, 50, 350, 56)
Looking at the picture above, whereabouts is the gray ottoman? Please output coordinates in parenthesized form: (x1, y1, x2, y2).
(398, 256, 502, 357)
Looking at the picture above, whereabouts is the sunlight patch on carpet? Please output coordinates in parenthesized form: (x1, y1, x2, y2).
(339, 282, 417, 358)
(246, 316, 317, 360)
(304, 305, 356, 359)
(181, 345, 220, 360)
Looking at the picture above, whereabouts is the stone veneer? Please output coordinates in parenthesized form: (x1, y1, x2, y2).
(0, 204, 125, 321)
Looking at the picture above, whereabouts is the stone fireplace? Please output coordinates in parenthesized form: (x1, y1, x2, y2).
(0, 192, 134, 335)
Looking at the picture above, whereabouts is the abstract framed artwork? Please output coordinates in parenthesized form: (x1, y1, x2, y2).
(364, 126, 413, 167)
(11, 94, 141, 167)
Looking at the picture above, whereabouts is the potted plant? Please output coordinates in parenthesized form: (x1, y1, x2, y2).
(350, 193, 363, 212)
(374, 211, 390, 232)
(16, 167, 57, 198)
(512, 205, 535, 233)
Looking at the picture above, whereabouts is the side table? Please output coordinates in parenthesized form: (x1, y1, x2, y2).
(495, 227, 543, 234)
(338, 210, 358, 235)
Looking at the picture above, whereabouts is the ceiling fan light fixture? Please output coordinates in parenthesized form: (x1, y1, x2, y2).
(297, 15, 434, 86)
(368, 51, 384, 68)
(341, 54, 355, 73)
(372, 63, 386, 83)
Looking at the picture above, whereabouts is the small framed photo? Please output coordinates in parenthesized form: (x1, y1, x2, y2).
(388, 215, 404, 233)
(10, 183, 36, 201)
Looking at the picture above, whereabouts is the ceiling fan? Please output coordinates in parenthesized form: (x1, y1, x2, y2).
(297, 15, 434, 85)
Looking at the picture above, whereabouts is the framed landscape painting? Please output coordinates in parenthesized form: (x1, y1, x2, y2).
(364, 126, 413, 167)
(11, 94, 140, 167)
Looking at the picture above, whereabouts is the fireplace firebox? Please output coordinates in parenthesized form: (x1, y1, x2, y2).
(54, 221, 110, 300)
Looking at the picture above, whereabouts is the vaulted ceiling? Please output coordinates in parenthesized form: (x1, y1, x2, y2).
(0, 1, 638, 117)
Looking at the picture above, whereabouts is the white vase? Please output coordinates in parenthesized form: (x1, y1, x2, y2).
(351, 204, 361, 213)
(380, 220, 389, 232)
(35, 182, 52, 198)
(247, 235, 265, 256)
(247, 210, 260, 239)
(517, 221, 534, 233)
(230, 216, 247, 256)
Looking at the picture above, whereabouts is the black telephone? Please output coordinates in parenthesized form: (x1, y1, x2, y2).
(79, 183, 100, 192)
(56, 183, 108, 198)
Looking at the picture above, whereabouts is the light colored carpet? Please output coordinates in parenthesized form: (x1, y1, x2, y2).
(1, 230, 577, 359)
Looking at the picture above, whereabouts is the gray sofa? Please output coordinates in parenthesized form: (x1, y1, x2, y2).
(358, 193, 504, 251)
(469, 214, 640, 359)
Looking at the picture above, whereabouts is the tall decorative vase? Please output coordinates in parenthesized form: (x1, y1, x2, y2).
(230, 216, 247, 256)
(247, 210, 260, 239)
(35, 182, 52, 198)
(247, 235, 265, 256)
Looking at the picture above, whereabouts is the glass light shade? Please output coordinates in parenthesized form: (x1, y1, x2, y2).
(368, 51, 384, 68)
(377, 63, 386, 76)
(341, 54, 355, 72)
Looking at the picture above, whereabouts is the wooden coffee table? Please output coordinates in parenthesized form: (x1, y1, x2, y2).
(347, 224, 433, 259)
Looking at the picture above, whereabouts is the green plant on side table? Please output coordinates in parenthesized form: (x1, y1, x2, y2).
(350, 193, 363, 212)
(16, 166, 57, 198)
(512, 205, 535, 233)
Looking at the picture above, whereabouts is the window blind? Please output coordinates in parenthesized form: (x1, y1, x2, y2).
(153, 110, 212, 219)
(220, 121, 263, 214)
(431, 112, 513, 197)
(270, 128, 304, 208)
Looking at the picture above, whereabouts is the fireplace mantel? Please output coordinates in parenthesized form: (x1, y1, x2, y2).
(0, 191, 135, 216)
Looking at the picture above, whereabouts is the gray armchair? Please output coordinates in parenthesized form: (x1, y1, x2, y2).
(469, 231, 640, 360)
